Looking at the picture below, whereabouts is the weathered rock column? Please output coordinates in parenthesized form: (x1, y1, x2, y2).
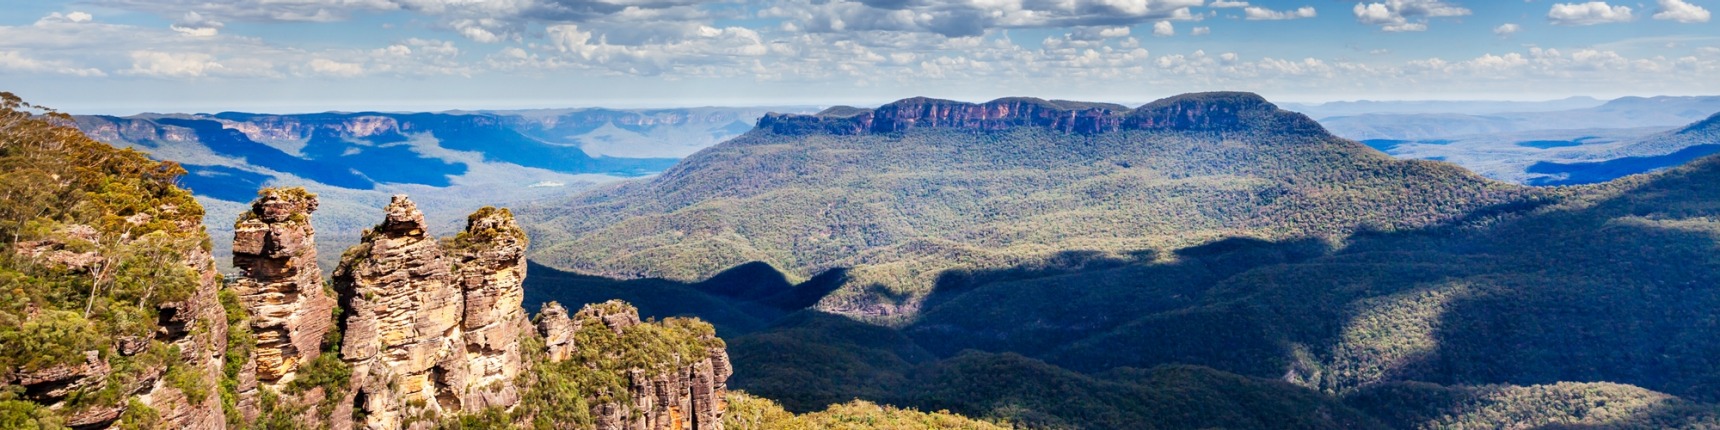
(231, 188, 336, 387)
(447, 207, 529, 411)
(335, 195, 468, 430)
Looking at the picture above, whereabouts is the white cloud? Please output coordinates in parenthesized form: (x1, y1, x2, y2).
(1494, 23, 1520, 36)
(36, 11, 95, 25)
(309, 58, 365, 77)
(1191, 26, 1210, 36)
(1153, 21, 1174, 37)
(1070, 26, 1130, 40)
(764, 0, 1206, 37)
(170, 11, 224, 37)
(1653, 0, 1711, 23)
(1209, 1, 1249, 7)
(1244, 6, 1317, 20)
(0, 50, 106, 76)
(1353, 0, 1471, 31)
(1548, 2, 1634, 25)
(124, 50, 223, 78)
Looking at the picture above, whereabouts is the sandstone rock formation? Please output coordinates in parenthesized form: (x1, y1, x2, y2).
(230, 188, 336, 385)
(536, 301, 732, 430)
(447, 206, 530, 411)
(334, 196, 527, 429)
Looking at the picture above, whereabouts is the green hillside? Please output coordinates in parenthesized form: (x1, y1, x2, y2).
(526, 92, 1533, 324)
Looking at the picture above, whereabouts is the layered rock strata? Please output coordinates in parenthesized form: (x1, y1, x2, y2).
(447, 207, 530, 411)
(334, 196, 527, 429)
(230, 188, 336, 385)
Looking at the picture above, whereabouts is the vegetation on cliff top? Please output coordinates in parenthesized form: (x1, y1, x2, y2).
(0, 91, 215, 427)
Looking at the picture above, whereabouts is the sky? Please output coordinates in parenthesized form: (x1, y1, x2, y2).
(1, 0, 1716, 114)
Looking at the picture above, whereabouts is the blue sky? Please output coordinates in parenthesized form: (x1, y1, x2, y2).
(1, 0, 1715, 114)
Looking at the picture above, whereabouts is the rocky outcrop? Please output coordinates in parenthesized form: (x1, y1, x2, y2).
(757, 92, 1325, 136)
(447, 207, 530, 411)
(230, 188, 336, 385)
(536, 301, 732, 430)
(334, 196, 527, 429)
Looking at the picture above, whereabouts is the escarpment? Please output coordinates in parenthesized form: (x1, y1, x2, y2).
(533, 301, 732, 430)
(755, 92, 1324, 136)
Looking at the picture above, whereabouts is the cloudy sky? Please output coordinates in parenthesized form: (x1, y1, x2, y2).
(2, 0, 1716, 114)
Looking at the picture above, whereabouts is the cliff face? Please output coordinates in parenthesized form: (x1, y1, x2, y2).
(333, 196, 530, 429)
(1, 93, 228, 430)
(535, 301, 732, 430)
(447, 207, 531, 411)
(335, 195, 468, 429)
(231, 189, 336, 385)
(756, 92, 1325, 136)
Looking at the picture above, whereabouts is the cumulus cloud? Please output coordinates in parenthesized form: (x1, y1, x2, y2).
(1494, 23, 1520, 36)
(1153, 21, 1175, 37)
(1192, 26, 1211, 36)
(171, 11, 224, 37)
(1653, 0, 1711, 23)
(124, 50, 224, 78)
(1245, 6, 1317, 20)
(1353, 0, 1470, 31)
(1209, 1, 1249, 7)
(1548, 2, 1634, 25)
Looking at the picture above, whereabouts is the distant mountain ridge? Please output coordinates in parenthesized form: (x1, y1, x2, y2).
(1321, 95, 1720, 140)
(758, 92, 1324, 135)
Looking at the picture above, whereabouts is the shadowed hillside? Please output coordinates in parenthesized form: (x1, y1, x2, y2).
(525, 92, 1534, 324)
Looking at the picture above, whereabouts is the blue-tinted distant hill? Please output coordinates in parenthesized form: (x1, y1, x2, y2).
(1319, 95, 1720, 140)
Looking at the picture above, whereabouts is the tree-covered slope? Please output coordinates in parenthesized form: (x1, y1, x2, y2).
(526, 92, 1533, 324)
(0, 92, 228, 428)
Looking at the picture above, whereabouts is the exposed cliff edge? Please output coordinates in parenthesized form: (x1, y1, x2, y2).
(755, 92, 1326, 135)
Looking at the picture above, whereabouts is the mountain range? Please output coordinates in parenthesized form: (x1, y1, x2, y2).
(521, 92, 1720, 428)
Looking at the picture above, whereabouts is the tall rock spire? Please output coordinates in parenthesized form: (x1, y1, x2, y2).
(447, 207, 529, 410)
(231, 187, 336, 385)
(334, 195, 527, 429)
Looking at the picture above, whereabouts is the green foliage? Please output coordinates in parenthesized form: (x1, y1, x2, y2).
(0, 400, 66, 430)
(0, 92, 219, 425)
(112, 398, 159, 430)
(724, 392, 1009, 430)
(217, 287, 255, 428)
(287, 352, 351, 416)
(164, 360, 210, 404)
(0, 310, 99, 373)
(1347, 381, 1720, 429)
